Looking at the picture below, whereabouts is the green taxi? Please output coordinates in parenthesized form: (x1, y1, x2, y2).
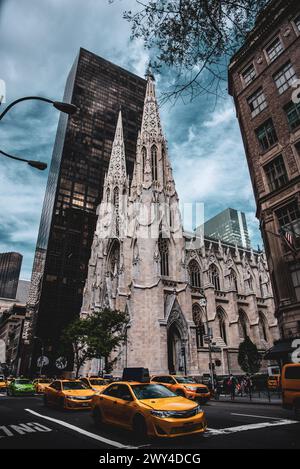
(7, 378, 35, 396)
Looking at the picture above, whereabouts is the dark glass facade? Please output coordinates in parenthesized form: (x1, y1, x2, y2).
(26, 49, 146, 374)
(0, 252, 22, 299)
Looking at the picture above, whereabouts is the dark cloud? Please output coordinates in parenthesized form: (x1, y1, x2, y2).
(0, 0, 261, 280)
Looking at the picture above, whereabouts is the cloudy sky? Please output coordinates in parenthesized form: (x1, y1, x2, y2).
(0, 0, 261, 280)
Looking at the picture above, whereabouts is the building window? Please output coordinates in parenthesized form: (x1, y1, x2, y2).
(113, 186, 120, 237)
(142, 147, 147, 177)
(209, 264, 220, 291)
(276, 201, 300, 229)
(241, 63, 256, 86)
(264, 155, 288, 192)
(193, 304, 205, 348)
(256, 119, 278, 151)
(217, 307, 227, 344)
(151, 145, 158, 181)
(248, 88, 267, 117)
(289, 263, 300, 302)
(273, 62, 297, 95)
(238, 310, 249, 339)
(188, 260, 201, 288)
(229, 268, 238, 292)
(158, 234, 169, 276)
(285, 101, 300, 131)
(266, 37, 283, 62)
(294, 14, 300, 32)
(258, 312, 268, 342)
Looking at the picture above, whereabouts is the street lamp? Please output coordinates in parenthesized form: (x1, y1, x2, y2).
(0, 96, 78, 170)
(199, 296, 215, 391)
(0, 96, 78, 122)
(0, 149, 47, 171)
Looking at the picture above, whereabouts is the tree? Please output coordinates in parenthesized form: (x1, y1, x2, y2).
(61, 308, 129, 378)
(110, 0, 269, 102)
(238, 336, 262, 375)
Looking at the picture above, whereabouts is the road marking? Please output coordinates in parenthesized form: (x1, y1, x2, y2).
(0, 422, 52, 439)
(207, 419, 299, 436)
(231, 413, 281, 420)
(25, 409, 136, 449)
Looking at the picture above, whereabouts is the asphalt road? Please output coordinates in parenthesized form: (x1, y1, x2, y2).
(0, 392, 299, 450)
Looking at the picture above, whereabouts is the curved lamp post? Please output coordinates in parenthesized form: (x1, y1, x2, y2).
(0, 96, 78, 170)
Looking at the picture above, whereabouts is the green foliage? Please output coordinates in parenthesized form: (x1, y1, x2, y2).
(61, 308, 129, 377)
(111, 0, 269, 101)
(238, 336, 262, 375)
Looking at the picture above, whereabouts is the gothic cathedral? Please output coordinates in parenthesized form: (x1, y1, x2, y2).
(81, 73, 278, 377)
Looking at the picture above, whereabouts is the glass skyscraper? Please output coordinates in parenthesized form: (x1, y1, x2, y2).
(0, 252, 22, 299)
(200, 208, 251, 249)
(22, 48, 146, 374)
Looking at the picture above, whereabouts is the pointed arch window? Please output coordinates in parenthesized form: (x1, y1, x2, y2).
(142, 147, 147, 178)
(238, 309, 249, 339)
(258, 312, 268, 342)
(151, 145, 158, 181)
(113, 186, 120, 237)
(193, 304, 205, 348)
(217, 307, 227, 344)
(158, 233, 169, 276)
(229, 268, 238, 292)
(106, 188, 110, 202)
(188, 260, 201, 288)
(209, 264, 220, 290)
(259, 275, 264, 298)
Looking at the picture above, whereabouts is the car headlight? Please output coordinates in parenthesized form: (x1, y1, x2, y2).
(185, 386, 197, 391)
(151, 410, 174, 418)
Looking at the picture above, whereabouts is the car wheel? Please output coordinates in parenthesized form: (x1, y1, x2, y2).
(176, 389, 185, 397)
(92, 407, 103, 429)
(132, 414, 148, 441)
(7, 389, 11, 396)
(43, 395, 49, 407)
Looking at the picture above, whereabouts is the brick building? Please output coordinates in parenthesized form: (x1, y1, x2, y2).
(228, 0, 300, 357)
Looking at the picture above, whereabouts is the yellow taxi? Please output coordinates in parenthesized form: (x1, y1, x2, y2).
(281, 363, 300, 419)
(33, 378, 52, 393)
(0, 376, 7, 391)
(44, 379, 95, 410)
(92, 381, 207, 439)
(151, 375, 211, 403)
(80, 376, 108, 393)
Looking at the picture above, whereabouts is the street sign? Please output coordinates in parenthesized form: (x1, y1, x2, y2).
(56, 357, 67, 370)
(37, 356, 49, 367)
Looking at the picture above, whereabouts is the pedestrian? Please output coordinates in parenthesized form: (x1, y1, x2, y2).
(228, 374, 237, 400)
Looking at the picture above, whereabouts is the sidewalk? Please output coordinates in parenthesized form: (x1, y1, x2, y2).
(214, 394, 282, 406)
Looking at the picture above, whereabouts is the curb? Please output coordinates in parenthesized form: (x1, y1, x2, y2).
(214, 398, 281, 406)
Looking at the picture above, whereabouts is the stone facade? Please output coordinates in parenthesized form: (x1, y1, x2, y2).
(81, 73, 279, 377)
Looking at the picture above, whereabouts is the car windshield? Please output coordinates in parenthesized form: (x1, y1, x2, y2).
(62, 382, 88, 390)
(89, 379, 104, 385)
(131, 384, 177, 400)
(175, 376, 197, 384)
(15, 379, 31, 385)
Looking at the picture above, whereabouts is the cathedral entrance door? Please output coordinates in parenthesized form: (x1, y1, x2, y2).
(167, 322, 186, 375)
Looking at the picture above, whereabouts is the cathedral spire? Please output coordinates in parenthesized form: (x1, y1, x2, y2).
(141, 73, 163, 138)
(106, 110, 127, 186)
